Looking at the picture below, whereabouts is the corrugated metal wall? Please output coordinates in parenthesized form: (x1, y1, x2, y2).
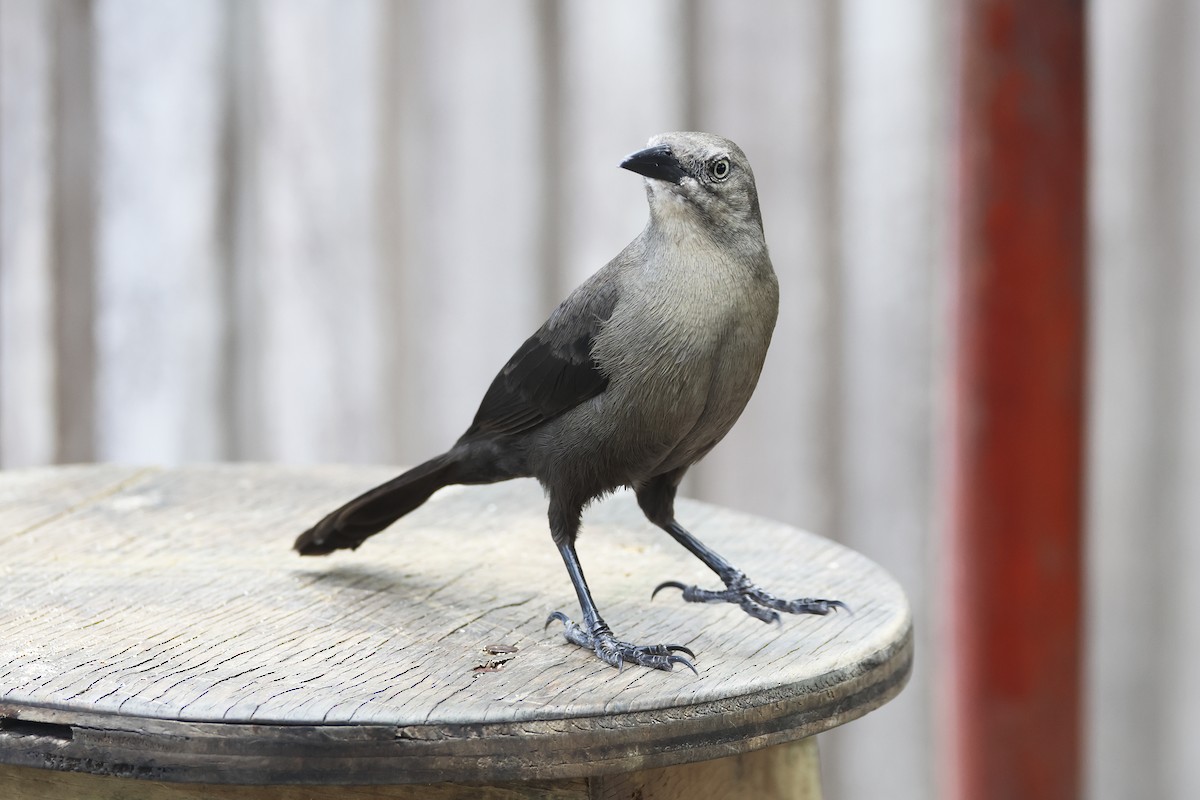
(0, 2, 1195, 798)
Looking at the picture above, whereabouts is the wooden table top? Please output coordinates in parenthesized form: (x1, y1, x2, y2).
(0, 464, 911, 785)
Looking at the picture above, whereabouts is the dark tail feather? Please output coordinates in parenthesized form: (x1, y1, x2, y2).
(294, 453, 458, 556)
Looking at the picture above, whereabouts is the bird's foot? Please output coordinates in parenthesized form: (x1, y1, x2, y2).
(653, 571, 849, 624)
(545, 612, 697, 674)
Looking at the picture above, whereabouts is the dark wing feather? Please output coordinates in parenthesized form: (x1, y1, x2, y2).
(460, 280, 617, 441)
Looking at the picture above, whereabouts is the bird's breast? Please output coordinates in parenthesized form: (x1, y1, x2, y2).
(591, 261, 777, 443)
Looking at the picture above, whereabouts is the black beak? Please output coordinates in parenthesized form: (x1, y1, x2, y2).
(620, 144, 688, 185)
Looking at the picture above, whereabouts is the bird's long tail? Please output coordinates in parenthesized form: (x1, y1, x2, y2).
(294, 453, 458, 556)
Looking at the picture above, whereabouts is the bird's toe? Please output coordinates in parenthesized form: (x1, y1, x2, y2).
(656, 572, 847, 623)
(546, 612, 698, 675)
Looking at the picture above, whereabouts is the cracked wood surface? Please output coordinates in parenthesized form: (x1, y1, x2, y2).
(0, 464, 911, 785)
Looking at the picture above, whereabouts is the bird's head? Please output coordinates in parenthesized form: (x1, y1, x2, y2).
(620, 132, 764, 246)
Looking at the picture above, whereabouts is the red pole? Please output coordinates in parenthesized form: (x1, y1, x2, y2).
(945, 2, 1086, 799)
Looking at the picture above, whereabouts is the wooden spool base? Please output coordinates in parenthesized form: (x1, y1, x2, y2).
(2, 738, 821, 799)
(0, 465, 910, 796)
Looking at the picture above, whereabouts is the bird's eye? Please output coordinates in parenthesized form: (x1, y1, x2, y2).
(708, 157, 731, 182)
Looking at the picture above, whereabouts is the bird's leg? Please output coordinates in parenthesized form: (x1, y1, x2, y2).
(651, 520, 848, 624)
(544, 503, 695, 673)
(546, 539, 696, 673)
(636, 475, 846, 624)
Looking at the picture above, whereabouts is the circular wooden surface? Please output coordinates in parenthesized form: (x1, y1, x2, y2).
(0, 464, 911, 785)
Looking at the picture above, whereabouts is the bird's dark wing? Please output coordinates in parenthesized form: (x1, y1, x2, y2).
(460, 280, 618, 440)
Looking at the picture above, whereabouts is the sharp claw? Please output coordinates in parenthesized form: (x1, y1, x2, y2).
(787, 598, 850, 616)
(546, 612, 701, 674)
(669, 654, 699, 676)
(659, 575, 845, 626)
(651, 580, 687, 600)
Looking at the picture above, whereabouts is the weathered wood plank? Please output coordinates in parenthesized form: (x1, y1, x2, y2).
(0, 722, 821, 798)
(90, 0, 229, 463)
(0, 0, 56, 468)
(232, 0, 387, 463)
(555, 1, 690, 295)
(819, 2, 944, 799)
(1088, 2, 1200, 799)
(0, 762, 588, 799)
(1087, 2, 1165, 792)
(383, 0, 550, 459)
(0, 464, 910, 785)
(590, 737, 822, 800)
(49, 0, 98, 463)
(0, 738, 819, 799)
(0, 463, 151, 534)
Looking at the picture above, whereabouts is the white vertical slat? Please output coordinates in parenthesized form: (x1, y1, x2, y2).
(688, 0, 840, 537)
(1088, 3, 1169, 797)
(820, 2, 945, 799)
(91, 0, 227, 463)
(0, 0, 56, 467)
(1087, 1, 1200, 797)
(236, 0, 385, 463)
(1091, 2, 1200, 798)
(557, 0, 690, 295)
(384, 0, 551, 459)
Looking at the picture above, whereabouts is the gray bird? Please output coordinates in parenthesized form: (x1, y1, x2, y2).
(295, 132, 845, 672)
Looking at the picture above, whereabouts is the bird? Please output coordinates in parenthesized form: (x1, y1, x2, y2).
(294, 132, 845, 673)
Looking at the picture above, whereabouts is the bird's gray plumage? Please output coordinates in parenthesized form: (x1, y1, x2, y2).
(295, 132, 843, 673)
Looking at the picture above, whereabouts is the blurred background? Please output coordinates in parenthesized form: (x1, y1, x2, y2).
(1, 1, 1197, 798)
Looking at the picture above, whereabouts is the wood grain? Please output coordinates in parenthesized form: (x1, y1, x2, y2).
(234, 0, 389, 463)
(822, 4, 945, 798)
(0, 0, 56, 467)
(590, 737, 822, 800)
(91, 1, 228, 463)
(0, 762, 589, 799)
(0, 464, 910, 785)
(386, 0, 550, 458)
(49, 0, 98, 464)
(0, 736, 819, 799)
(1087, 3, 1200, 799)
